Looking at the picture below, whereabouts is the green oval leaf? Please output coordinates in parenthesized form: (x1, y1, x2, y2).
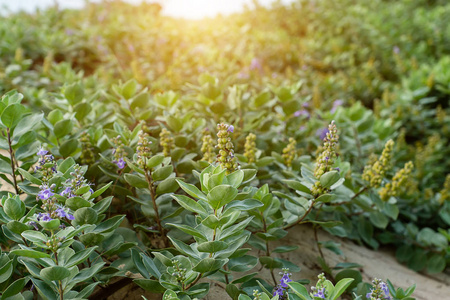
(40, 266, 71, 281)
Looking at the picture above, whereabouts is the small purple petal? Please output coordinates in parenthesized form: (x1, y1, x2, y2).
(294, 109, 309, 118)
(38, 187, 54, 200)
(313, 288, 326, 299)
(37, 147, 48, 156)
(331, 99, 344, 114)
(60, 187, 73, 197)
(317, 127, 329, 140)
(114, 157, 126, 169)
(227, 125, 234, 133)
(41, 213, 53, 222)
(250, 58, 262, 71)
(273, 285, 284, 297)
(280, 273, 292, 288)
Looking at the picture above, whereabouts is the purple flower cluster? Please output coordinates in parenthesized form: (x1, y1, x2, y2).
(273, 269, 292, 299)
(37, 147, 48, 156)
(37, 212, 53, 222)
(113, 157, 126, 169)
(55, 207, 75, 220)
(280, 272, 292, 288)
(35, 147, 56, 175)
(310, 273, 328, 300)
(313, 287, 326, 299)
(33, 205, 74, 227)
(60, 165, 93, 199)
(38, 185, 54, 200)
(366, 279, 391, 300)
(60, 186, 75, 198)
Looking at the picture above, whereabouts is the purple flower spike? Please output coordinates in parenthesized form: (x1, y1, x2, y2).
(227, 125, 234, 133)
(37, 147, 48, 156)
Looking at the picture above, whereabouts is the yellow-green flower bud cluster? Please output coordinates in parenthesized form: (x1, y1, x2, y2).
(311, 181, 329, 197)
(244, 133, 257, 164)
(80, 132, 95, 165)
(159, 128, 174, 157)
(46, 235, 66, 252)
(379, 161, 414, 201)
(216, 123, 238, 174)
(314, 121, 339, 178)
(201, 129, 215, 163)
(438, 174, 450, 205)
(136, 130, 152, 168)
(362, 139, 394, 188)
(415, 133, 440, 179)
(282, 137, 297, 167)
(311, 121, 339, 197)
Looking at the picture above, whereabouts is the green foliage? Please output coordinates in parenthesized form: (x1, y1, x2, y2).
(0, 0, 446, 298)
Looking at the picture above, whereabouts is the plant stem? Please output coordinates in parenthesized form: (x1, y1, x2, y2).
(351, 186, 368, 200)
(59, 281, 64, 300)
(7, 128, 19, 194)
(283, 200, 315, 230)
(54, 251, 64, 300)
(261, 212, 277, 286)
(224, 264, 229, 284)
(353, 125, 363, 167)
(313, 225, 325, 261)
(185, 274, 201, 290)
(144, 167, 167, 247)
